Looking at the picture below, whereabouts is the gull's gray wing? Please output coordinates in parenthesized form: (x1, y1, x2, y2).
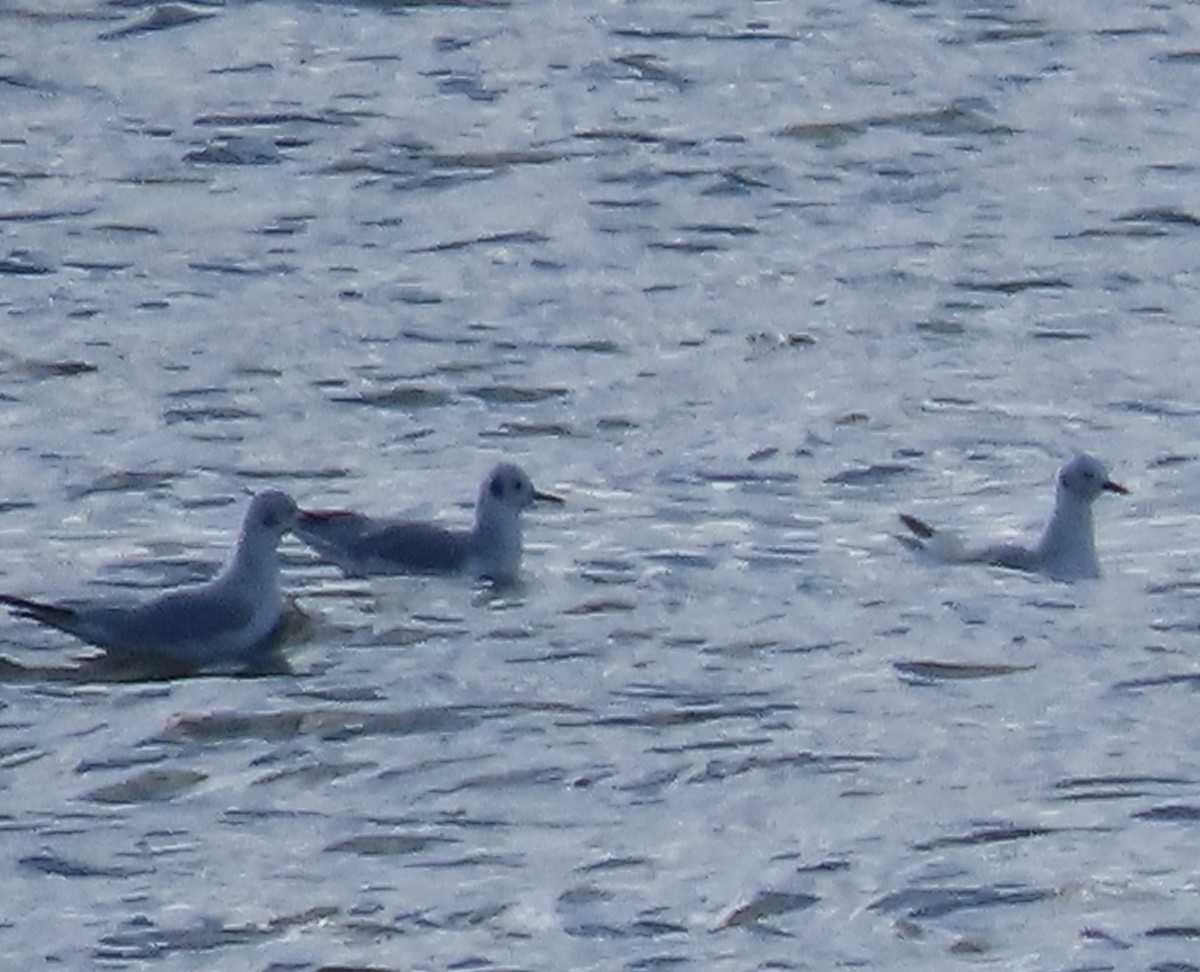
(84, 585, 262, 661)
(975, 542, 1040, 573)
(1, 586, 272, 668)
(296, 510, 470, 576)
(344, 521, 471, 574)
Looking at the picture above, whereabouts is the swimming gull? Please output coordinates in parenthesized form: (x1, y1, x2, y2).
(295, 462, 563, 583)
(0, 490, 298, 668)
(898, 453, 1128, 581)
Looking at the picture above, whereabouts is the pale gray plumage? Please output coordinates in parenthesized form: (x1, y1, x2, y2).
(295, 462, 563, 584)
(898, 454, 1128, 581)
(0, 490, 298, 669)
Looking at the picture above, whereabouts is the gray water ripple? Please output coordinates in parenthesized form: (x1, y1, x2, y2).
(158, 705, 481, 744)
(868, 884, 1053, 920)
(326, 832, 459, 855)
(715, 890, 821, 931)
(184, 137, 285, 166)
(94, 905, 339, 962)
(19, 850, 153, 878)
(0, 253, 54, 275)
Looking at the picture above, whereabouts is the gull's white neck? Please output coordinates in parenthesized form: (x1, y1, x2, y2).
(220, 524, 282, 602)
(472, 503, 523, 580)
(1037, 488, 1099, 578)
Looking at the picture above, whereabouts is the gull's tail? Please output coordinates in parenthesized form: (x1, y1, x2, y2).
(0, 594, 78, 630)
(898, 513, 936, 540)
(895, 514, 966, 562)
(896, 513, 936, 554)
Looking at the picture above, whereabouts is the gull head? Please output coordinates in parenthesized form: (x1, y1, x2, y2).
(479, 463, 564, 516)
(245, 489, 299, 538)
(1057, 454, 1129, 504)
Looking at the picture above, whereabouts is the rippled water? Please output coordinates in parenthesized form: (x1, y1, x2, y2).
(5, 0, 1200, 968)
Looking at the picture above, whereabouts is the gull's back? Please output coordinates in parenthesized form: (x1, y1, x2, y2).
(295, 510, 472, 578)
(75, 577, 273, 665)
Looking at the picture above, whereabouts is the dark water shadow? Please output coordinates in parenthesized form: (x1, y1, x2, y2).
(0, 650, 293, 685)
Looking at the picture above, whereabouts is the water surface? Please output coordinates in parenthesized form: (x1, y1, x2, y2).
(3, 0, 1200, 968)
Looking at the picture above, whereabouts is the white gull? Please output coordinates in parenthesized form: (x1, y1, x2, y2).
(295, 462, 563, 584)
(0, 490, 298, 669)
(898, 453, 1128, 581)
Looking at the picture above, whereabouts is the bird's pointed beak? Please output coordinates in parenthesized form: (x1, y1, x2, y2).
(533, 489, 564, 505)
(1103, 479, 1129, 495)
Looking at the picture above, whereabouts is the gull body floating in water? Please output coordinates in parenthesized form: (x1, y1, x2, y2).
(898, 453, 1128, 581)
(0, 490, 298, 670)
(295, 462, 563, 584)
